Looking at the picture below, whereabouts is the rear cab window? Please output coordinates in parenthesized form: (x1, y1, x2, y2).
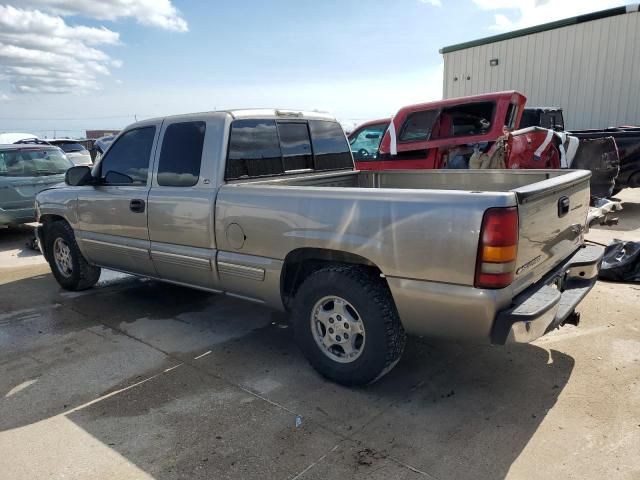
(399, 110, 439, 142)
(401, 102, 496, 143)
(157, 121, 206, 187)
(225, 118, 352, 180)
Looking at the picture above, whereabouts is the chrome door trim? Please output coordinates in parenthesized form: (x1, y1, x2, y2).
(80, 235, 150, 260)
(217, 261, 265, 281)
(151, 250, 212, 271)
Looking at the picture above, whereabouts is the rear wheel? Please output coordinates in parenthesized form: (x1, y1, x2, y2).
(292, 265, 406, 386)
(45, 221, 101, 291)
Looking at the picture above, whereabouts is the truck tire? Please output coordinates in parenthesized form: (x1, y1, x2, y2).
(291, 265, 406, 386)
(45, 221, 101, 291)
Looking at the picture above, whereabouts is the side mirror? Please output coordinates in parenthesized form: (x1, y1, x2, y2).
(65, 165, 93, 186)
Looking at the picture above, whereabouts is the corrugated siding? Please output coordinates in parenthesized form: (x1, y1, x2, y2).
(442, 11, 640, 129)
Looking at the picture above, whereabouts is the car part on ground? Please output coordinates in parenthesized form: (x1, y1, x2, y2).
(587, 198, 622, 228)
(598, 240, 640, 283)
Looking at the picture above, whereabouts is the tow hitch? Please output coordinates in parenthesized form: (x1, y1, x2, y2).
(563, 311, 581, 327)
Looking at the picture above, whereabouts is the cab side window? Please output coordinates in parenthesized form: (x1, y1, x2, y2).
(157, 121, 206, 187)
(225, 119, 283, 180)
(100, 127, 156, 185)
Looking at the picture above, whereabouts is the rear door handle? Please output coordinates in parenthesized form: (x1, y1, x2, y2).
(130, 199, 145, 213)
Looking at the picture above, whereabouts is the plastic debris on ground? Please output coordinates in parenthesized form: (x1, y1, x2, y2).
(598, 240, 640, 282)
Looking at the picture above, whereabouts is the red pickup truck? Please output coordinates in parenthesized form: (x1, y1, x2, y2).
(348, 91, 619, 197)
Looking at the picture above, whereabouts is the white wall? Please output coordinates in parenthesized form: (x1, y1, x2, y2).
(442, 11, 640, 129)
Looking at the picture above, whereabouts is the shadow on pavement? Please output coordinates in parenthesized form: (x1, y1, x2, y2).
(0, 273, 574, 479)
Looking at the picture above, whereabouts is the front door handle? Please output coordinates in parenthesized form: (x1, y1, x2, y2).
(130, 199, 145, 213)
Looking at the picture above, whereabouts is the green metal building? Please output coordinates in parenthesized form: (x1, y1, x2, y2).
(440, 5, 640, 129)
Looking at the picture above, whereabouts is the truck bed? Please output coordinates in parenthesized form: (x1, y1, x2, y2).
(249, 168, 575, 191)
(220, 169, 591, 297)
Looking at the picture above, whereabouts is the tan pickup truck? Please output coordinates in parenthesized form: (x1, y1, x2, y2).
(35, 109, 604, 385)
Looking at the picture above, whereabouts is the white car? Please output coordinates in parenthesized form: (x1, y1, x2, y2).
(48, 139, 93, 166)
(0, 132, 39, 144)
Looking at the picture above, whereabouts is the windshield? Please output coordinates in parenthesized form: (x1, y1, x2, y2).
(0, 148, 73, 177)
(349, 123, 388, 160)
(57, 142, 87, 153)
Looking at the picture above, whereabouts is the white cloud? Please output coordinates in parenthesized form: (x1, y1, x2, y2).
(419, 0, 442, 6)
(473, 0, 627, 31)
(0, 0, 186, 95)
(0, 94, 10, 102)
(15, 0, 188, 32)
(0, 5, 120, 94)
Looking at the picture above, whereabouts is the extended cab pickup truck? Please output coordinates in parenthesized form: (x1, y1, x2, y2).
(35, 109, 604, 385)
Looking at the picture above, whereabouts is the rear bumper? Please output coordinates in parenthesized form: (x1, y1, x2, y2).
(0, 206, 35, 226)
(491, 245, 604, 344)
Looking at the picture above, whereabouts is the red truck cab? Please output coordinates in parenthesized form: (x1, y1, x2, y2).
(350, 91, 562, 171)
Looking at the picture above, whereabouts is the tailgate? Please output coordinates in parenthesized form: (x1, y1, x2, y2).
(511, 170, 591, 294)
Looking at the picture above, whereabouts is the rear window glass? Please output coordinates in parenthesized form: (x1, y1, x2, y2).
(441, 102, 494, 137)
(55, 143, 86, 152)
(226, 119, 283, 179)
(225, 118, 352, 180)
(158, 121, 206, 187)
(277, 122, 313, 171)
(0, 148, 72, 177)
(399, 110, 438, 142)
(308, 120, 352, 171)
(57, 143, 87, 153)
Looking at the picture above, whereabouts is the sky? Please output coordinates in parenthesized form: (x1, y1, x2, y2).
(0, 0, 629, 138)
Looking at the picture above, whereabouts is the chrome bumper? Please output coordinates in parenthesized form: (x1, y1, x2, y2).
(491, 245, 605, 344)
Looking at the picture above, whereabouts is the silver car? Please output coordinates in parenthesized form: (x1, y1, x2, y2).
(0, 144, 73, 226)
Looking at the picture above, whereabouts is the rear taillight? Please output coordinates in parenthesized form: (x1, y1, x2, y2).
(475, 207, 519, 289)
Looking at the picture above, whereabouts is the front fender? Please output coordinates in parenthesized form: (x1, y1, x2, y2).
(36, 187, 79, 227)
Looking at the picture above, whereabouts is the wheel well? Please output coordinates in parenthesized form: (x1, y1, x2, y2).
(39, 214, 67, 258)
(280, 248, 383, 310)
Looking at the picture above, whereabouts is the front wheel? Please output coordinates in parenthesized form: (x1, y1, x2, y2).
(292, 265, 406, 386)
(45, 221, 101, 291)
